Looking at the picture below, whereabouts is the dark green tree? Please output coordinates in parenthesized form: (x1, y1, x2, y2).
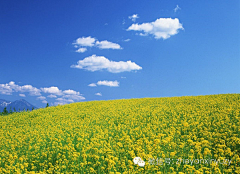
(3, 107, 8, 115)
(46, 103, 49, 108)
(9, 107, 12, 114)
(13, 107, 16, 112)
(32, 107, 34, 111)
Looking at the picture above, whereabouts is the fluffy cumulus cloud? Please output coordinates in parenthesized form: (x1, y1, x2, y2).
(73, 36, 122, 53)
(21, 85, 41, 96)
(95, 92, 102, 96)
(97, 80, 119, 87)
(0, 81, 85, 106)
(41, 87, 85, 105)
(129, 14, 139, 22)
(71, 55, 142, 73)
(0, 83, 12, 95)
(73, 36, 96, 47)
(54, 93, 85, 105)
(41, 86, 62, 95)
(0, 81, 41, 96)
(127, 18, 184, 39)
(63, 89, 80, 95)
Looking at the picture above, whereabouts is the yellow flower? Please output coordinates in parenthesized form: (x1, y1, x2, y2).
(170, 152, 176, 157)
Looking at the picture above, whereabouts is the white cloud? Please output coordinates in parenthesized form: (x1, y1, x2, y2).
(42, 100, 48, 104)
(73, 36, 122, 52)
(174, 5, 181, 12)
(129, 14, 139, 22)
(97, 80, 119, 87)
(37, 96, 46, 100)
(41, 86, 85, 105)
(76, 48, 87, 53)
(127, 18, 183, 39)
(56, 98, 72, 102)
(71, 55, 142, 73)
(0, 81, 85, 106)
(124, 39, 131, 42)
(63, 89, 80, 95)
(41, 86, 62, 95)
(95, 92, 102, 96)
(21, 85, 41, 96)
(88, 83, 97, 87)
(0, 81, 41, 96)
(63, 94, 85, 100)
(73, 36, 96, 47)
(95, 40, 122, 49)
(54, 102, 64, 105)
(54, 92, 85, 105)
(55, 98, 75, 105)
(0, 83, 13, 95)
(47, 94, 57, 98)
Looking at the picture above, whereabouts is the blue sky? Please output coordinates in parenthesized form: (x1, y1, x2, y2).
(0, 0, 239, 108)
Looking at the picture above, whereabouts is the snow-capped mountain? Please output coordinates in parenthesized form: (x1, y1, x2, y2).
(0, 99, 12, 107)
(0, 99, 37, 112)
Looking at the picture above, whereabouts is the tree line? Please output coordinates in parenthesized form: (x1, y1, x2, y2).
(0, 103, 49, 116)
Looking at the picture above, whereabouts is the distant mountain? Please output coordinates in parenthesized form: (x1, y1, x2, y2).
(0, 99, 12, 108)
(0, 99, 37, 112)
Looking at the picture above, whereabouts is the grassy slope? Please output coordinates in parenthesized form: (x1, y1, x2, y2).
(0, 94, 239, 173)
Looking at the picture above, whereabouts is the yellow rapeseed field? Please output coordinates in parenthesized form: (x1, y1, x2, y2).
(0, 94, 239, 174)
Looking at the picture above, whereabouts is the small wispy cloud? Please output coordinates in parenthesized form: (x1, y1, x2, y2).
(47, 94, 57, 98)
(73, 36, 122, 53)
(95, 92, 102, 96)
(89, 80, 119, 87)
(96, 40, 122, 49)
(124, 39, 131, 42)
(129, 14, 139, 22)
(88, 83, 97, 87)
(19, 94, 26, 97)
(127, 18, 184, 40)
(76, 48, 87, 53)
(37, 96, 46, 100)
(97, 80, 119, 87)
(174, 5, 181, 12)
(71, 55, 142, 73)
